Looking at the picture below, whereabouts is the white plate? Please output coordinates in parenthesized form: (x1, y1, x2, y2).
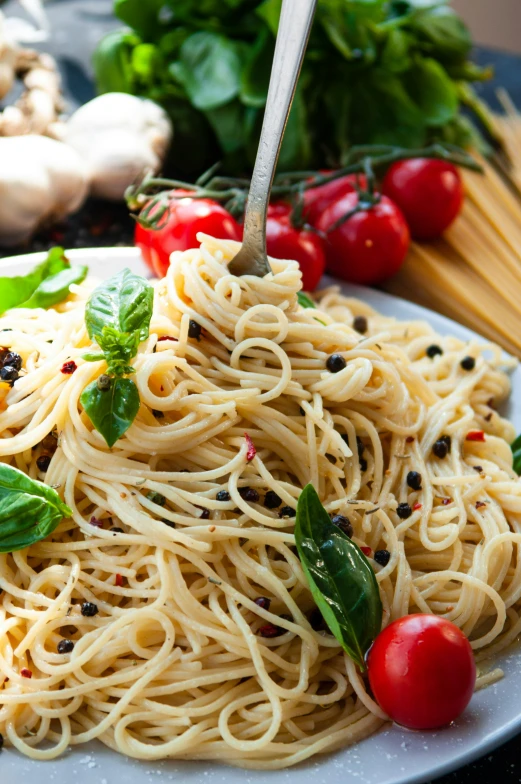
(1, 248, 521, 784)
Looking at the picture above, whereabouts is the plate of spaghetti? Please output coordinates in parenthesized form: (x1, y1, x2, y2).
(1, 240, 521, 784)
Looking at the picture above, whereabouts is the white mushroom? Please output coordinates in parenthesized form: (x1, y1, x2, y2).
(0, 135, 88, 246)
(0, 11, 17, 100)
(64, 92, 173, 201)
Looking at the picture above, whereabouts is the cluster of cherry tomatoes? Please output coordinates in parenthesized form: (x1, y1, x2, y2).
(136, 158, 464, 291)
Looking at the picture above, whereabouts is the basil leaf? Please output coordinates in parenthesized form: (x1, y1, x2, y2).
(96, 325, 141, 377)
(404, 57, 458, 127)
(93, 29, 141, 94)
(0, 463, 72, 553)
(411, 7, 472, 63)
(18, 265, 88, 310)
(297, 292, 316, 309)
(0, 247, 70, 314)
(256, 0, 281, 35)
(239, 29, 273, 109)
(511, 434, 521, 475)
(85, 268, 153, 343)
(80, 377, 140, 448)
(295, 484, 383, 671)
(171, 32, 242, 111)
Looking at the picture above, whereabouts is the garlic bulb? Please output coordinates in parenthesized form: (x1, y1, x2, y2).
(0, 135, 88, 246)
(64, 93, 173, 201)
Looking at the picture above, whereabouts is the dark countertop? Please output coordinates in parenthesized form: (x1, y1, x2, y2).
(2, 1, 521, 781)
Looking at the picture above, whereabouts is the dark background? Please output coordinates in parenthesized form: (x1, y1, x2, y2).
(2, 1, 521, 781)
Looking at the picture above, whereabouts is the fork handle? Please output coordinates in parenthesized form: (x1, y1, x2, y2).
(229, 0, 317, 277)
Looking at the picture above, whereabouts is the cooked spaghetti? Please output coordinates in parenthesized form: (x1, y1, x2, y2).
(0, 236, 520, 768)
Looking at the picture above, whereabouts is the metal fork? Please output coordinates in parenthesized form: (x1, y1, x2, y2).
(228, 0, 317, 278)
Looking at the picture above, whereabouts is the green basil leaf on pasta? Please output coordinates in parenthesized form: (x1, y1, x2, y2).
(297, 292, 317, 309)
(295, 483, 382, 671)
(80, 376, 140, 448)
(0, 463, 72, 553)
(511, 434, 521, 475)
(18, 265, 88, 310)
(0, 247, 71, 315)
(85, 268, 153, 343)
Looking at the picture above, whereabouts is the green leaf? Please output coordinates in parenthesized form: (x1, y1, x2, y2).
(131, 43, 161, 84)
(85, 268, 153, 343)
(0, 463, 72, 553)
(405, 57, 458, 127)
(256, 0, 281, 35)
(80, 377, 140, 448)
(93, 29, 141, 95)
(114, 0, 164, 40)
(297, 292, 316, 309)
(96, 325, 141, 377)
(205, 101, 246, 154)
(240, 29, 273, 108)
(411, 6, 472, 63)
(0, 247, 71, 314)
(18, 265, 88, 310)
(278, 86, 312, 171)
(511, 434, 521, 475)
(381, 28, 411, 73)
(295, 484, 382, 670)
(171, 32, 242, 111)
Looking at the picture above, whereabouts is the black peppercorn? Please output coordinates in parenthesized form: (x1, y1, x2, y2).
(3, 351, 22, 370)
(216, 490, 231, 502)
(36, 454, 51, 472)
(407, 471, 422, 490)
(396, 503, 412, 520)
(326, 354, 347, 373)
(460, 356, 476, 371)
(258, 623, 280, 638)
(0, 365, 19, 383)
(279, 506, 296, 518)
(353, 315, 368, 334)
(197, 507, 210, 519)
(254, 597, 271, 611)
(81, 602, 99, 617)
(264, 490, 282, 509)
(432, 435, 451, 459)
(188, 320, 202, 340)
(239, 487, 259, 503)
(426, 345, 443, 358)
(331, 514, 353, 538)
(97, 374, 111, 391)
(374, 549, 391, 566)
(147, 490, 166, 506)
(57, 639, 75, 654)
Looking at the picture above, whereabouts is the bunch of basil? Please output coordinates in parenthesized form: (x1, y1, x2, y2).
(94, 0, 492, 175)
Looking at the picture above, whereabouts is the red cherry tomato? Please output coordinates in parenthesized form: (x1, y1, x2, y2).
(382, 159, 464, 240)
(316, 192, 410, 285)
(135, 190, 242, 278)
(266, 203, 326, 291)
(367, 614, 476, 730)
(303, 171, 366, 226)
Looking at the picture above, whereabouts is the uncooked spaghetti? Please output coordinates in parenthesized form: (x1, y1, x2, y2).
(0, 236, 520, 768)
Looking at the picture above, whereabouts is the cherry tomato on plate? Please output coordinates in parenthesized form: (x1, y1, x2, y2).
(135, 190, 242, 278)
(266, 202, 326, 291)
(367, 614, 476, 730)
(316, 192, 410, 285)
(303, 172, 367, 226)
(382, 159, 464, 240)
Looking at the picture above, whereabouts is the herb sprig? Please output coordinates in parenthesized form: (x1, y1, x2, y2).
(81, 269, 153, 447)
(295, 484, 382, 670)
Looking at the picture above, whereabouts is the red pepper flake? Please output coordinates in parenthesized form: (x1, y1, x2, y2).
(158, 336, 178, 343)
(90, 516, 103, 528)
(61, 360, 77, 375)
(20, 668, 32, 679)
(466, 430, 485, 442)
(405, 436, 415, 443)
(475, 501, 486, 509)
(208, 525, 216, 533)
(258, 623, 280, 638)
(360, 546, 372, 557)
(244, 433, 257, 462)
(441, 498, 451, 505)
(484, 412, 493, 423)
(413, 502, 422, 511)
(115, 574, 124, 587)
(160, 386, 164, 392)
